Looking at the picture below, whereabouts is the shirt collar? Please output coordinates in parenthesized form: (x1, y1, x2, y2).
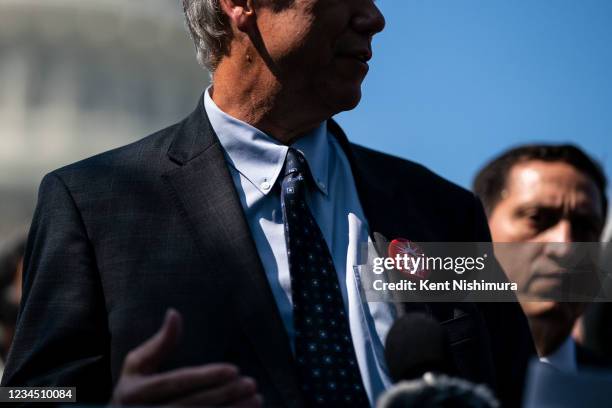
(204, 87, 329, 196)
(540, 336, 577, 372)
(292, 121, 329, 196)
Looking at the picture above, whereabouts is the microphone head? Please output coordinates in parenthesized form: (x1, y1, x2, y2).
(385, 313, 456, 382)
(377, 374, 499, 408)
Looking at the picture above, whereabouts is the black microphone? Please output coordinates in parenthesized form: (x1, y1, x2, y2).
(379, 313, 499, 408)
(384, 313, 456, 382)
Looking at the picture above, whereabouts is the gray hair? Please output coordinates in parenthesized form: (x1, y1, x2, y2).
(182, 0, 294, 71)
(182, 0, 231, 71)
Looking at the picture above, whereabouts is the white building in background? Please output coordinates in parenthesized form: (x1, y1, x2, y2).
(0, 0, 209, 237)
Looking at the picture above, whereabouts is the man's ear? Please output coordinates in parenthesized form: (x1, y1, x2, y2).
(219, 0, 256, 32)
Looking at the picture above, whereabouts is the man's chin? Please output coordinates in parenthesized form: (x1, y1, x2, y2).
(330, 87, 363, 113)
(521, 300, 562, 317)
(521, 300, 583, 322)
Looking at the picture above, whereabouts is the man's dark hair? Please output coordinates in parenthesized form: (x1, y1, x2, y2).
(473, 144, 608, 218)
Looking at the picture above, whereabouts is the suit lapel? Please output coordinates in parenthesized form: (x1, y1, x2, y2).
(327, 120, 427, 245)
(328, 120, 437, 317)
(162, 97, 303, 406)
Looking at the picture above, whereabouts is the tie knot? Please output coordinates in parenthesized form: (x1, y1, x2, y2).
(283, 148, 308, 177)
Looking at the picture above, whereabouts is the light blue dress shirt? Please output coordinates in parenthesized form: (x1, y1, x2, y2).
(204, 88, 395, 406)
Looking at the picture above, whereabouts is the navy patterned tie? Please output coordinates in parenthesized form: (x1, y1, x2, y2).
(280, 148, 369, 407)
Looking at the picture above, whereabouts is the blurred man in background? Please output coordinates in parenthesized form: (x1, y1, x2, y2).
(474, 144, 609, 370)
(0, 232, 25, 377)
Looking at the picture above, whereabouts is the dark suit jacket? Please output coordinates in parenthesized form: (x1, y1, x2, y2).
(2, 95, 533, 407)
(576, 343, 612, 370)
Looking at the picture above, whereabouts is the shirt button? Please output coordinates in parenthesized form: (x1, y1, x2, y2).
(317, 180, 326, 190)
(261, 181, 271, 191)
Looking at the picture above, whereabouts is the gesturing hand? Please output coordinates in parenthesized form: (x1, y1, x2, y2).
(110, 309, 262, 407)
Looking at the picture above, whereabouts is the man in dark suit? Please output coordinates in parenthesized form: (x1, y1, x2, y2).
(474, 144, 608, 372)
(2, 0, 532, 406)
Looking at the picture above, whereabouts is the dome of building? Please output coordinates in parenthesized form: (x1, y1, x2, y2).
(0, 0, 209, 236)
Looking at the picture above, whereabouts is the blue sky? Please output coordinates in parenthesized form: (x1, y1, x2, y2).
(335, 0, 612, 194)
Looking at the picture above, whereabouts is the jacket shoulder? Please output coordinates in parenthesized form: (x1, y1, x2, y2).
(56, 122, 179, 174)
(48, 122, 181, 189)
(350, 143, 477, 203)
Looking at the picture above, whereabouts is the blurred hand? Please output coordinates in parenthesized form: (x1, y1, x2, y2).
(110, 309, 262, 407)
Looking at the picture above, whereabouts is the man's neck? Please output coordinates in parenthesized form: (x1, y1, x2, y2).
(211, 54, 327, 145)
(527, 314, 574, 357)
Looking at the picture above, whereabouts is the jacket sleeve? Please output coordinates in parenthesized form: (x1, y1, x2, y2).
(1, 172, 112, 404)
